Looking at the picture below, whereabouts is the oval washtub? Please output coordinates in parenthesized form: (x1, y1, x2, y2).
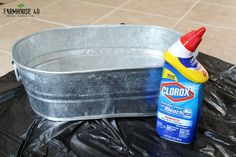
(12, 25, 180, 121)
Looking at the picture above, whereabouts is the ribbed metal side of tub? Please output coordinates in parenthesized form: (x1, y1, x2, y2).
(18, 67, 162, 121)
(12, 25, 180, 121)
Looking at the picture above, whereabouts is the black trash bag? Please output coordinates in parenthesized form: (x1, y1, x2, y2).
(0, 53, 236, 157)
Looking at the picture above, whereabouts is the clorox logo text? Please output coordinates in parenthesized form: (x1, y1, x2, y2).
(160, 82, 194, 102)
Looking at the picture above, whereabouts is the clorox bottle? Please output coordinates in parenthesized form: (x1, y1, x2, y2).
(156, 27, 208, 144)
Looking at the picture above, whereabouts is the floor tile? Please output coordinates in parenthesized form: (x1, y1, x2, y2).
(78, 0, 127, 7)
(174, 21, 236, 64)
(200, 0, 236, 7)
(96, 9, 177, 27)
(1, 0, 58, 8)
(0, 18, 61, 51)
(0, 52, 13, 76)
(0, 13, 19, 28)
(0, 0, 15, 4)
(122, 0, 195, 18)
(184, 3, 236, 30)
(37, 0, 113, 26)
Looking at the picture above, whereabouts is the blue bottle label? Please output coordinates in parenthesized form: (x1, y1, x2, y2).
(156, 62, 203, 144)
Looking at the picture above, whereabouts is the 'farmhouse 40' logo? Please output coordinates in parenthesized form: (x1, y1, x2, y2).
(160, 82, 194, 102)
(3, 2, 40, 17)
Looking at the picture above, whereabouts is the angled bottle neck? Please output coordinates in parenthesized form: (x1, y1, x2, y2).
(168, 39, 193, 58)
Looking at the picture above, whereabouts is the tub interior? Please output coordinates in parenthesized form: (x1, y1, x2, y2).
(12, 25, 180, 72)
(27, 48, 164, 72)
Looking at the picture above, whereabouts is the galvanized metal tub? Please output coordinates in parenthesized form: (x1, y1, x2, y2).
(12, 25, 180, 121)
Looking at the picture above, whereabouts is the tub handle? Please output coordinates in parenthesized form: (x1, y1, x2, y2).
(12, 61, 21, 81)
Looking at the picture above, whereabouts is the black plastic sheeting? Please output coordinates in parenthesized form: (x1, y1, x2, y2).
(0, 53, 236, 157)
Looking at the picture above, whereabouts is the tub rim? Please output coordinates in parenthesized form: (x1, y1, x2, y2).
(12, 24, 180, 75)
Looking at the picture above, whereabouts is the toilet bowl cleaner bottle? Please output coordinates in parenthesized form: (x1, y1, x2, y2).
(156, 27, 208, 144)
